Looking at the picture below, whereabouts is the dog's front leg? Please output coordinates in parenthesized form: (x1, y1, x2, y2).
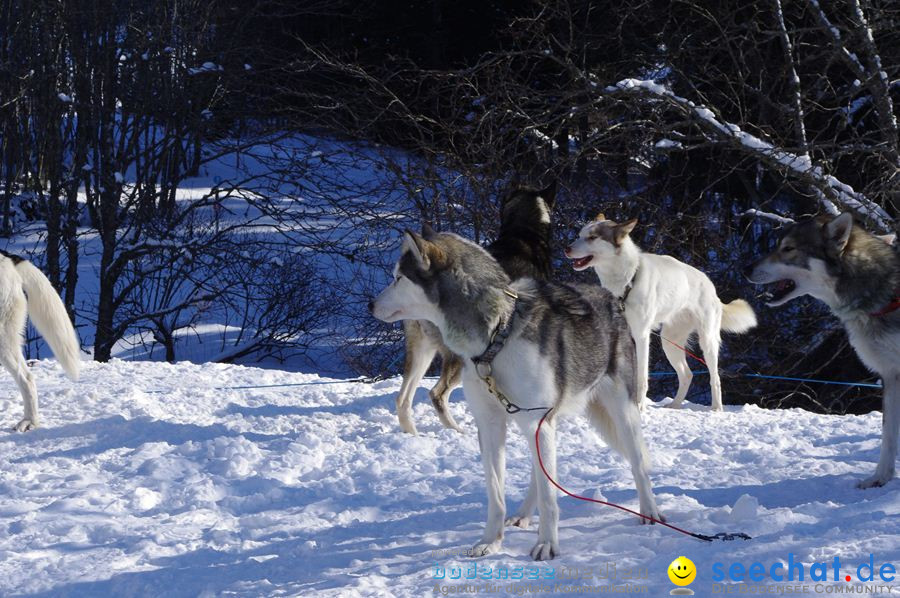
(859, 373, 899, 489)
(470, 409, 507, 556)
(519, 415, 560, 560)
(632, 330, 651, 411)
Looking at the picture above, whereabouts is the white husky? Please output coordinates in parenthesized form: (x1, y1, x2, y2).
(566, 217, 757, 411)
(0, 251, 80, 431)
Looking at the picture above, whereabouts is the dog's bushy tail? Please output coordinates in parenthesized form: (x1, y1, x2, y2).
(721, 299, 757, 334)
(16, 261, 80, 380)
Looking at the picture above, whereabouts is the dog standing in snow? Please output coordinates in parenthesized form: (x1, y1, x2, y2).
(565, 216, 757, 411)
(747, 213, 900, 488)
(370, 227, 661, 560)
(0, 250, 80, 431)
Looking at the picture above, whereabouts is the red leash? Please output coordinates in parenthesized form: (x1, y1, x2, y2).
(871, 295, 900, 317)
(534, 409, 719, 542)
(654, 332, 708, 366)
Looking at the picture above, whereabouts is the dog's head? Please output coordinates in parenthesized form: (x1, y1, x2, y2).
(369, 226, 512, 331)
(500, 181, 556, 229)
(369, 226, 449, 323)
(565, 216, 637, 271)
(745, 213, 855, 307)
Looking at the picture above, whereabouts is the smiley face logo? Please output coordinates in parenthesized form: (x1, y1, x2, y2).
(668, 556, 697, 586)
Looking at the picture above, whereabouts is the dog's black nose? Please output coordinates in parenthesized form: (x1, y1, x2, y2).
(367, 300, 375, 313)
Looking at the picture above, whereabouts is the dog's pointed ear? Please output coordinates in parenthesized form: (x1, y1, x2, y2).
(422, 223, 438, 240)
(614, 218, 637, 245)
(403, 229, 428, 268)
(402, 229, 445, 270)
(876, 232, 896, 246)
(825, 213, 853, 254)
(539, 180, 557, 209)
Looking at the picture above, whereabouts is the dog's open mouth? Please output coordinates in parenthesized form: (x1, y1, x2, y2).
(763, 279, 796, 302)
(570, 255, 593, 269)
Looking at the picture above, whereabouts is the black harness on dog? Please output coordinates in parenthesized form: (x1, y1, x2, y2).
(471, 288, 548, 415)
(616, 267, 638, 312)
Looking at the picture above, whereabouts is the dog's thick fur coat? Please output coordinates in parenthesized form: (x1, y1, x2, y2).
(748, 213, 900, 488)
(0, 251, 80, 431)
(566, 218, 757, 411)
(371, 229, 660, 560)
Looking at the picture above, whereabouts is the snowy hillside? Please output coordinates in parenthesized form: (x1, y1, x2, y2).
(0, 360, 897, 596)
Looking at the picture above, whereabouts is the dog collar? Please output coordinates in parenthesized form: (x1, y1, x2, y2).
(871, 293, 900, 317)
(472, 289, 519, 375)
(617, 268, 638, 311)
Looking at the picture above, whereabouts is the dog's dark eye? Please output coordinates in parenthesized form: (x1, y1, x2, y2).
(781, 245, 795, 253)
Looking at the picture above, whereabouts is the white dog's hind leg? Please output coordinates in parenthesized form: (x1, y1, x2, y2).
(1, 348, 38, 432)
(505, 469, 537, 529)
(518, 415, 559, 560)
(859, 373, 898, 489)
(660, 321, 693, 409)
(698, 327, 723, 411)
(0, 294, 37, 432)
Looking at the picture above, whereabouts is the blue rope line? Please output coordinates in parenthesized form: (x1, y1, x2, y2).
(143, 377, 370, 394)
(648, 370, 882, 389)
(138, 371, 881, 394)
(743, 373, 882, 389)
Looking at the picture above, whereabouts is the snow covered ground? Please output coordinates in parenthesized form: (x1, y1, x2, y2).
(0, 359, 897, 597)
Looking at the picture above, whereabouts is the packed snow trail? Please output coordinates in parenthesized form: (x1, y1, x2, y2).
(0, 360, 897, 596)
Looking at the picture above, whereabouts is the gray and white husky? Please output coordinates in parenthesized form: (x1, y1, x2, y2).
(0, 251, 80, 431)
(370, 228, 661, 560)
(395, 183, 556, 435)
(747, 213, 900, 488)
(566, 216, 757, 411)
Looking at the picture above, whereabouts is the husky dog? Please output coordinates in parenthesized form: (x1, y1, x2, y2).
(394, 183, 556, 435)
(370, 228, 661, 560)
(746, 213, 900, 488)
(566, 216, 757, 411)
(0, 250, 80, 431)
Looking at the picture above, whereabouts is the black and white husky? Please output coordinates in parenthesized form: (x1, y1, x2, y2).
(566, 216, 757, 411)
(747, 213, 900, 488)
(370, 228, 661, 560)
(394, 183, 555, 434)
(0, 251, 80, 431)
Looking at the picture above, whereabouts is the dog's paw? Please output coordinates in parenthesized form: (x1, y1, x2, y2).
(470, 541, 501, 558)
(505, 515, 532, 529)
(857, 473, 892, 489)
(437, 412, 463, 433)
(530, 541, 559, 561)
(664, 401, 683, 410)
(397, 415, 418, 435)
(640, 509, 665, 524)
(14, 419, 37, 432)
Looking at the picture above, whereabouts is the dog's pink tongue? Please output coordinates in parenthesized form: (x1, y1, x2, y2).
(572, 256, 591, 269)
